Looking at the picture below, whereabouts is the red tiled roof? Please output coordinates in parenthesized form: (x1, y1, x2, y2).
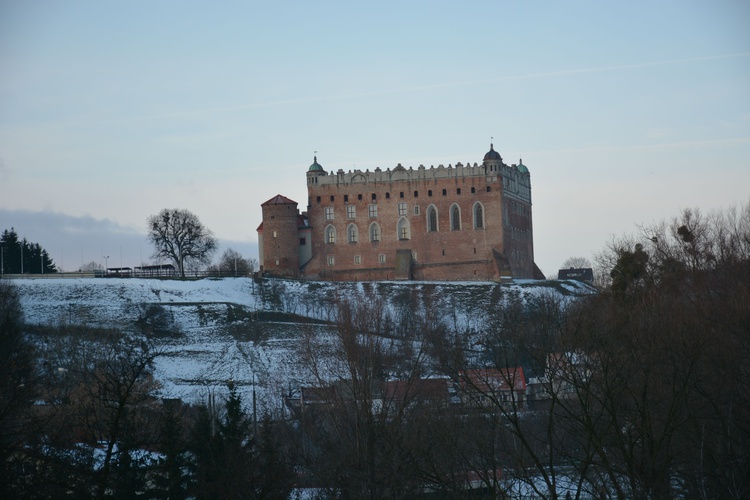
(261, 194, 298, 206)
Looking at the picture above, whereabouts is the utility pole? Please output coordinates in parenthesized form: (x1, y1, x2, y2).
(253, 372, 258, 437)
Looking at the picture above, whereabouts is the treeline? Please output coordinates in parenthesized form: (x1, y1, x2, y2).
(0, 228, 56, 274)
(1, 203, 749, 499)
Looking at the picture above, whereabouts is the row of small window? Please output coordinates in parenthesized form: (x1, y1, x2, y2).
(325, 201, 484, 224)
(316, 186, 492, 205)
(327, 253, 417, 266)
(325, 203, 407, 220)
(325, 203, 485, 244)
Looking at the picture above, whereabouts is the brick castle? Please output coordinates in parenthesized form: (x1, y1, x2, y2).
(257, 143, 543, 281)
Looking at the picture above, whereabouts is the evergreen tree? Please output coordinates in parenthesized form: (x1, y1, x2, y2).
(0, 228, 57, 274)
(189, 382, 293, 499)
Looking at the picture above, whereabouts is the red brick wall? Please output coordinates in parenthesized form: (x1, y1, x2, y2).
(305, 171, 509, 281)
(261, 201, 301, 278)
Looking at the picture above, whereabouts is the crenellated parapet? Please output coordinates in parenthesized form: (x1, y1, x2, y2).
(313, 162, 492, 186)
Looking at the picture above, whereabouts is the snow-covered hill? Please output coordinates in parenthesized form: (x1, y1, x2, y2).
(13, 277, 594, 409)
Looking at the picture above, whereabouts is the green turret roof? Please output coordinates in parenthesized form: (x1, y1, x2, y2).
(517, 158, 529, 173)
(308, 156, 325, 172)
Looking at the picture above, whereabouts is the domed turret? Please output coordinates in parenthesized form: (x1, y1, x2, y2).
(517, 158, 529, 173)
(308, 156, 325, 173)
(483, 143, 502, 162)
(307, 155, 326, 186)
(482, 142, 504, 173)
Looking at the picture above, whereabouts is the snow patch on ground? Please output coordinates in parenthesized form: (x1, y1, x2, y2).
(13, 277, 593, 406)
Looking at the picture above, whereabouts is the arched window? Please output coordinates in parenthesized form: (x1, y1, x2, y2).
(369, 222, 381, 242)
(325, 225, 336, 244)
(427, 205, 438, 232)
(450, 204, 461, 231)
(397, 217, 410, 240)
(473, 202, 484, 229)
(347, 224, 358, 243)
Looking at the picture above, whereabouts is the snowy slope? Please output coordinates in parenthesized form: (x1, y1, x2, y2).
(13, 277, 594, 408)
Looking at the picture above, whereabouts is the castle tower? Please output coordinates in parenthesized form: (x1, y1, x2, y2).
(482, 143, 503, 174)
(258, 195, 302, 278)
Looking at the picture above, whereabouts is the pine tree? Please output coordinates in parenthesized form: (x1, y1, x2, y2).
(0, 228, 56, 274)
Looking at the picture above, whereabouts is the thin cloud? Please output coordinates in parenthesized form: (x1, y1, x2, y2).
(99, 51, 750, 125)
(528, 136, 750, 157)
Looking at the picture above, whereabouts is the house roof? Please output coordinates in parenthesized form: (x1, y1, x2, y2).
(460, 367, 526, 392)
(384, 378, 449, 402)
(301, 386, 338, 404)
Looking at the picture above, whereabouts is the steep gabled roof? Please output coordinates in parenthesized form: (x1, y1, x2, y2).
(261, 194, 297, 206)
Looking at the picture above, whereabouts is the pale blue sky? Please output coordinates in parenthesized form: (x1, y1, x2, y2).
(1, 1, 749, 274)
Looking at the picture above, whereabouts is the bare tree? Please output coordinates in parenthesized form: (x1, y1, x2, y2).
(562, 256, 592, 269)
(297, 291, 447, 497)
(80, 261, 104, 272)
(147, 209, 217, 278)
(208, 248, 257, 276)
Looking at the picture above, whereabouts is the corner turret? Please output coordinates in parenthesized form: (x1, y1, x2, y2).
(307, 155, 327, 186)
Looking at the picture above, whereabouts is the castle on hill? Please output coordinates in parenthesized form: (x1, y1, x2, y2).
(257, 143, 544, 281)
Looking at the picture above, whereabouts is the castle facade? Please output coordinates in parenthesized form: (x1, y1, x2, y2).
(257, 144, 542, 281)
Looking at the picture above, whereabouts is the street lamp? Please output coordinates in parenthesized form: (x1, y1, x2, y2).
(103, 255, 109, 274)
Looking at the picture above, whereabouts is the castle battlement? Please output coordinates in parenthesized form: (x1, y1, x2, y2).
(314, 162, 488, 186)
(309, 158, 531, 203)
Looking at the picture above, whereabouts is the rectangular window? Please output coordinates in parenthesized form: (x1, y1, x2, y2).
(371, 193, 377, 200)
(457, 188, 461, 195)
(344, 195, 349, 202)
(486, 186, 491, 192)
(325, 207, 334, 220)
(316, 196, 321, 202)
(330, 195, 335, 201)
(442, 189, 447, 195)
(369, 204, 378, 218)
(358, 194, 362, 200)
(414, 190, 418, 197)
(346, 205, 356, 219)
(414, 205, 420, 215)
(327, 256, 335, 266)
(428, 190, 433, 197)
(354, 255, 361, 264)
(385, 192, 391, 199)
(273, 231, 277, 238)
(400, 192, 404, 198)
(300, 238, 306, 245)
(470, 187, 476, 194)
(411, 252, 417, 262)
(398, 202, 407, 216)
(379, 254, 386, 264)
